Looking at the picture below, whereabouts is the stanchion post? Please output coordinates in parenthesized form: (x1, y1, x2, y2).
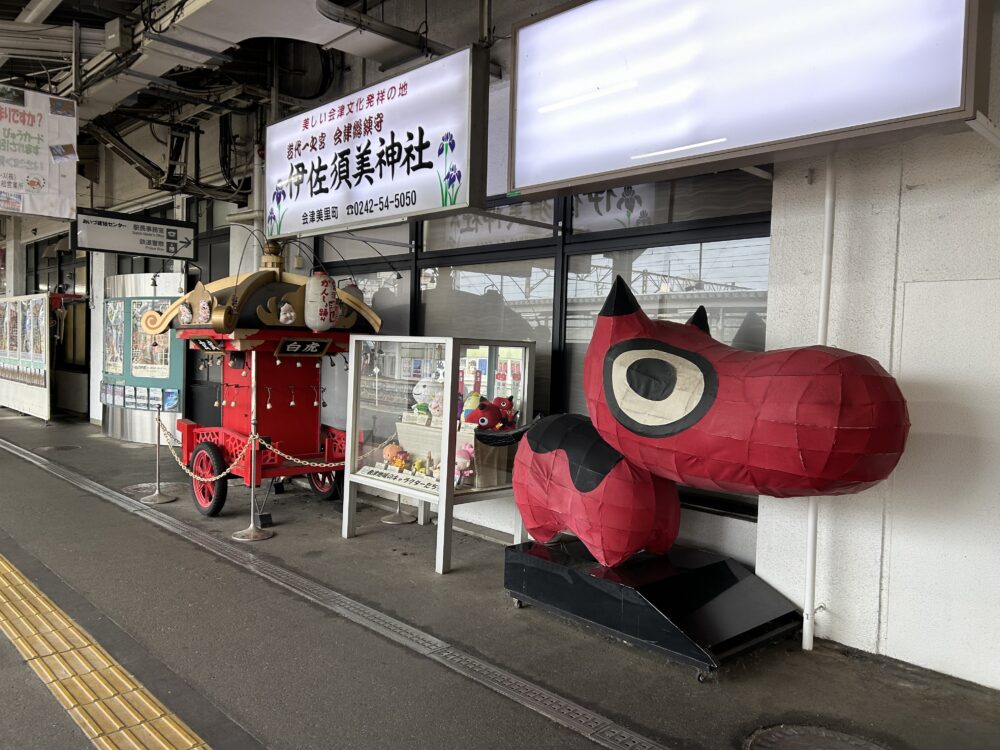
(233, 349, 274, 541)
(141, 405, 176, 505)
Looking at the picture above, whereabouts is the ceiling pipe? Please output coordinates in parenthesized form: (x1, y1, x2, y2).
(0, 0, 63, 69)
(479, 0, 492, 45)
(316, 0, 452, 63)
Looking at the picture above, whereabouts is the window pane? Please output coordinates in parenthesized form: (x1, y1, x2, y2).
(319, 224, 411, 262)
(572, 172, 771, 234)
(424, 200, 555, 251)
(566, 238, 770, 414)
(421, 259, 554, 412)
(350, 269, 411, 336)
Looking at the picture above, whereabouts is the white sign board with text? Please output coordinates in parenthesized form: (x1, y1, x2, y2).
(265, 48, 485, 237)
(74, 208, 196, 260)
(0, 85, 77, 220)
(512, 0, 975, 192)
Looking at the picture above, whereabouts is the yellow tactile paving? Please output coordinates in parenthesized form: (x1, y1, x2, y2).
(0, 553, 210, 750)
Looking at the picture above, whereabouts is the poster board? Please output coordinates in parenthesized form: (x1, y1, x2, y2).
(0, 292, 51, 420)
(0, 85, 78, 221)
(99, 295, 183, 414)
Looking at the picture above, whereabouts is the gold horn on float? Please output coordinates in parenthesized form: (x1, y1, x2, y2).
(140, 237, 382, 336)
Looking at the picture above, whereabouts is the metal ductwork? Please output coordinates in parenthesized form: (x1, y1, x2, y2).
(61, 0, 452, 122)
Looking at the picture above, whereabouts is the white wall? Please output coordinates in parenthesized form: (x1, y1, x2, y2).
(758, 129, 1000, 689)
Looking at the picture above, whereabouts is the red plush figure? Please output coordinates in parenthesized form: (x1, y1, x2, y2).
(492, 396, 517, 427)
(506, 277, 909, 567)
(465, 399, 506, 431)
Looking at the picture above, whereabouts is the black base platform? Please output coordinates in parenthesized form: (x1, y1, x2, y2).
(504, 540, 800, 671)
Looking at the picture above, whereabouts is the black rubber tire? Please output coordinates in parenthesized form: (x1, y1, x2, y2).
(189, 441, 229, 516)
(307, 471, 342, 502)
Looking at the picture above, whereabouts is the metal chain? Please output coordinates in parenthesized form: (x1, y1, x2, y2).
(155, 418, 253, 482)
(257, 438, 344, 470)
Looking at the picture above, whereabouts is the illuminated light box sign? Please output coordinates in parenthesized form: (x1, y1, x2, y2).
(511, 0, 982, 193)
(73, 208, 196, 260)
(0, 85, 78, 220)
(266, 47, 487, 237)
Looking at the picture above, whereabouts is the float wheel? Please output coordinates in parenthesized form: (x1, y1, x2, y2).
(308, 471, 342, 502)
(190, 441, 229, 516)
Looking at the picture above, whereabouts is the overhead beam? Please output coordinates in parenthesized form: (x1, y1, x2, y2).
(0, 0, 63, 69)
(315, 0, 452, 59)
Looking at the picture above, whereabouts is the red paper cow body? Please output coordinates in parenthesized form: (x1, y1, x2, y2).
(508, 277, 909, 567)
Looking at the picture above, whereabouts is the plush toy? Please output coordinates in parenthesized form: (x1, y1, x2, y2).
(412, 377, 443, 405)
(390, 451, 410, 470)
(454, 443, 475, 486)
(465, 400, 506, 431)
(412, 402, 431, 417)
(492, 396, 518, 427)
(428, 393, 443, 417)
(462, 391, 482, 420)
(383, 443, 403, 464)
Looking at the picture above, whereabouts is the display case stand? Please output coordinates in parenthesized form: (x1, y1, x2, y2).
(504, 540, 799, 671)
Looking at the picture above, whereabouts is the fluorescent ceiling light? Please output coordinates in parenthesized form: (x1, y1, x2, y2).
(632, 138, 728, 160)
(538, 80, 638, 114)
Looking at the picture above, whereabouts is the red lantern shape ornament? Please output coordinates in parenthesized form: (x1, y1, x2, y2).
(507, 277, 909, 567)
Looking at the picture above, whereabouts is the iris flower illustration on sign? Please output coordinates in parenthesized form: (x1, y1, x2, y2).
(437, 132, 462, 206)
(616, 185, 643, 228)
(267, 183, 287, 236)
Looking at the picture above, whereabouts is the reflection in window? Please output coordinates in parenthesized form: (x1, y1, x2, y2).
(424, 200, 555, 251)
(572, 171, 771, 234)
(320, 224, 411, 262)
(566, 238, 770, 414)
(421, 259, 554, 412)
(350, 270, 411, 335)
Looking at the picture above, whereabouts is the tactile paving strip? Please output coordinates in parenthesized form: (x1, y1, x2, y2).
(0, 552, 209, 750)
(0, 436, 670, 750)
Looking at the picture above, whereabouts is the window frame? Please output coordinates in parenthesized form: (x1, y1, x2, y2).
(315, 190, 772, 521)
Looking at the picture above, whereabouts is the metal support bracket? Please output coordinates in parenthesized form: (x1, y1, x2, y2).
(71, 20, 80, 98)
(967, 111, 1000, 151)
(143, 32, 232, 64)
(740, 166, 773, 181)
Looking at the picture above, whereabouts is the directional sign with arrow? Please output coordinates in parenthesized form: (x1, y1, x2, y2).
(72, 207, 197, 261)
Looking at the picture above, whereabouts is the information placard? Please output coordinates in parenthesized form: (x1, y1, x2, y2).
(74, 208, 196, 260)
(0, 85, 77, 220)
(265, 48, 486, 237)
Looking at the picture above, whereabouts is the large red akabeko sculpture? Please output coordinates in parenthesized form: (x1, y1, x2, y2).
(509, 277, 909, 567)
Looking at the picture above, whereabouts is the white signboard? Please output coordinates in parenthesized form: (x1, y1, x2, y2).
(74, 208, 196, 260)
(512, 0, 974, 192)
(0, 85, 77, 220)
(265, 48, 485, 238)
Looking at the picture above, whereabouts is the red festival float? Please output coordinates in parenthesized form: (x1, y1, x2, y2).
(141, 241, 381, 521)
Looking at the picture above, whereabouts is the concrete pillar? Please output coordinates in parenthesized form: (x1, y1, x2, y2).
(6, 218, 26, 296)
(87, 251, 111, 424)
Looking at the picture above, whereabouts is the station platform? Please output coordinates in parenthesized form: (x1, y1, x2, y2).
(0, 409, 997, 749)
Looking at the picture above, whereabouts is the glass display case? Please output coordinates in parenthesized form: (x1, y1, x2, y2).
(343, 335, 535, 573)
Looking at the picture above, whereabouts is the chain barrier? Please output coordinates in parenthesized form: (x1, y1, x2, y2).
(155, 418, 346, 480)
(258, 438, 345, 471)
(156, 418, 253, 483)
